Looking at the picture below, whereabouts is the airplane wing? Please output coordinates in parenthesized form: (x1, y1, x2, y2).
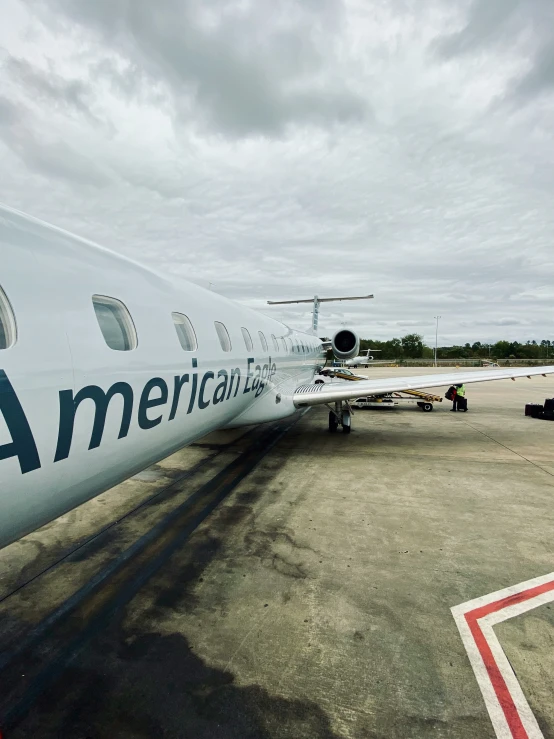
(294, 365, 554, 407)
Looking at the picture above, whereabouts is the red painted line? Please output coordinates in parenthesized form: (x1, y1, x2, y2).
(466, 615, 528, 738)
(468, 580, 554, 621)
(464, 579, 554, 738)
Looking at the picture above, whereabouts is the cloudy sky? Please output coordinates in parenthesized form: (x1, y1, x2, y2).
(1, 0, 553, 344)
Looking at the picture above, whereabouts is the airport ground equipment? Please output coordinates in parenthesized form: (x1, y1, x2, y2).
(352, 388, 443, 412)
(316, 368, 367, 382)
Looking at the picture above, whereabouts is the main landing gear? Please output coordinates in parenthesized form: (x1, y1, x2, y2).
(327, 401, 352, 434)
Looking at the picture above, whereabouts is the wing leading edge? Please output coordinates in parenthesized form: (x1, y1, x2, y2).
(294, 366, 554, 407)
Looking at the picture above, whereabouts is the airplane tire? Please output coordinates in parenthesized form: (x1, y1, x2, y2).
(343, 423, 351, 434)
(328, 411, 338, 432)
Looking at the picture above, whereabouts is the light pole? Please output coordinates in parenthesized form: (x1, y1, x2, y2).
(434, 316, 441, 368)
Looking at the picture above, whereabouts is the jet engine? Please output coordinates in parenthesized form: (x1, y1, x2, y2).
(331, 329, 360, 361)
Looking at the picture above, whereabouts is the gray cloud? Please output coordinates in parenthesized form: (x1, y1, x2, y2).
(511, 43, 554, 100)
(3, 55, 103, 127)
(0, 96, 18, 126)
(434, 0, 523, 58)
(0, 0, 553, 345)
(33, 0, 367, 136)
(433, 0, 554, 102)
(0, 95, 113, 187)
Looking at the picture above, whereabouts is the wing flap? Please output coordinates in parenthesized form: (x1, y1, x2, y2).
(294, 366, 554, 407)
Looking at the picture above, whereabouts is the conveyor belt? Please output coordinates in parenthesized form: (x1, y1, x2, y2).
(391, 389, 443, 402)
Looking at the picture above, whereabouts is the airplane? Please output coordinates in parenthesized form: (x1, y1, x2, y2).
(1, 202, 554, 551)
(345, 348, 383, 367)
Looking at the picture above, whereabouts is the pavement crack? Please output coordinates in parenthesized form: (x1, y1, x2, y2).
(460, 419, 554, 479)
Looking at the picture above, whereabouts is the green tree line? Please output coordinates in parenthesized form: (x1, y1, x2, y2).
(355, 335, 554, 361)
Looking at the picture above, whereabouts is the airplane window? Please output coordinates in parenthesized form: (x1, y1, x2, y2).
(280, 338, 287, 352)
(271, 334, 279, 352)
(0, 285, 16, 350)
(172, 312, 197, 351)
(258, 331, 268, 352)
(215, 321, 232, 352)
(241, 327, 253, 352)
(92, 295, 137, 351)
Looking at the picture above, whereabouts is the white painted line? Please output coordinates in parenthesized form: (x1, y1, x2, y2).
(451, 572, 554, 739)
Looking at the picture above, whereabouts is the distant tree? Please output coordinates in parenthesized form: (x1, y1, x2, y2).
(355, 335, 552, 362)
(401, 333, 424, 358)
(492, 341, 510, 358)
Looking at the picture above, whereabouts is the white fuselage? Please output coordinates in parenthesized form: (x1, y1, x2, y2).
(346, 350, 373, 366)
(0, 206, 324, 549)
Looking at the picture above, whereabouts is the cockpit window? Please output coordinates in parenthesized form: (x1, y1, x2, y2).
(92, 295, 137, 351)
(258, 331, 268, 352)
(0, 285, 16, 350)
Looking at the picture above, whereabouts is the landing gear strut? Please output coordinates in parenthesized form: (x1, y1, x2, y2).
(327, 401, 352, 434)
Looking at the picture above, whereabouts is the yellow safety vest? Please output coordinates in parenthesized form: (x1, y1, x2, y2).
(456, 385, 466, 397)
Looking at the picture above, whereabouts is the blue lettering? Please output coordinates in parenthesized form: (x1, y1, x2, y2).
(199, 371, 214, 409)
(168, 374, 189, 421)
(243, 358, 254, 394)
(55, 382, 133, 462)
(187, 358, 198, 414)
(213, 370, 228, 405)
(0, 369, 41, 474)
(138, 377, 168, 429)
(228, 368, 241, 399)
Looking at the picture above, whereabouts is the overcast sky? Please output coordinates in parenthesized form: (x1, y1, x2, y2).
(1, 0, 553, 344)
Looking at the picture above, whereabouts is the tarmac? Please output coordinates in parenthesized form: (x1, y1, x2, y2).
(3, 367, 554, 739)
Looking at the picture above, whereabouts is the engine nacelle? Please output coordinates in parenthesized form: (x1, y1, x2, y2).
(331, 329, 360, 361)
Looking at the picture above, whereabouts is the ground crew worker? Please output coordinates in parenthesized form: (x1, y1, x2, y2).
(455, 383, 467, 412)
(449, 385, 458, 412)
